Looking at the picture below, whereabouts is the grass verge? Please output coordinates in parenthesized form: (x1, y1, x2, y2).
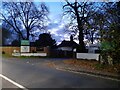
(63, 59, 120, 74)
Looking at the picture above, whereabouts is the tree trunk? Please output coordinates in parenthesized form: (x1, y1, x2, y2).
(75, 9, 86, 52)
(78, 28, 86, 52)
(26, 27, 29, 40)
(91, 32, 94, 44)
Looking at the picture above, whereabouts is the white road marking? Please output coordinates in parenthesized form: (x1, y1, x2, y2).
(56, 68, 120, 82)
(27, 62, 29, 63)
(0, 74, 28, 90)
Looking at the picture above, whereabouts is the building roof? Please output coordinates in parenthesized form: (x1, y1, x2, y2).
(58, 40, 79, 48)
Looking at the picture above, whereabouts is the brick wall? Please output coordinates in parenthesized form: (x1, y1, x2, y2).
(1, 47, 20, 55)
(1, 46, 50, 56)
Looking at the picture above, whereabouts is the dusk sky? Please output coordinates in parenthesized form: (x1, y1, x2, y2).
(32, 0, 117, 45)
(45, 2, 70, 44)
(1, 0, 117, 45)
(40, 1, 74, 45)
(0, 1, 71, 45)
(0, 1, 73, 45)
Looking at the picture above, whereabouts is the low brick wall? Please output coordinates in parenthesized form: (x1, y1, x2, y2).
(1, 46, 50, 56)
(1, 47, 20, 55)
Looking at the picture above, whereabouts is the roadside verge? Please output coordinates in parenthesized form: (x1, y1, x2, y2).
(46, 60, 120, 81)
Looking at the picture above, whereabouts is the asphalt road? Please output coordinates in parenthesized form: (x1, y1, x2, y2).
(1, 57, 119, 89)
(2, 78, 18, 88)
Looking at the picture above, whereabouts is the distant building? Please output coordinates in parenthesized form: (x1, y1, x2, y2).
(86, 43, 101, 53)
(58, 35, 79, 51)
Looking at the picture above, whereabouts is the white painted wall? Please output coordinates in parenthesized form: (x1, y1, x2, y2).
(58, 47, 72, 51)
(12, 53, 47, 56)
(21, 53, 47, 56)
(12, 53, 21, 56)
(77, 53, 100, 61)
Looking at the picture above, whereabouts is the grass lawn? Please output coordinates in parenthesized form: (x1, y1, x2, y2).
(2, 54, 13, 58)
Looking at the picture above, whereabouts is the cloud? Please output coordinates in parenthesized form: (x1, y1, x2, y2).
(30, 19, 78, 45)
(48, 28, 58, 35)
(46, 20, 72, 44)
(58, 23, 65, 28)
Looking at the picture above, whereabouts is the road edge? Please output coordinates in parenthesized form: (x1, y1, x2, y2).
(55, 67, 120, 82)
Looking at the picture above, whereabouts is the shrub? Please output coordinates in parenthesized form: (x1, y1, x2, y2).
(2, 51, 5, 54)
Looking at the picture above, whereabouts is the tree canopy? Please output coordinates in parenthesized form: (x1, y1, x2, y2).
(35, 33, 56, 48)
(63, 0, 102, 52)
(11, 39, 20, 46)
(1, 2, 49, 40)
(100, 2, 120, 64)
(2, 27, 12, 46)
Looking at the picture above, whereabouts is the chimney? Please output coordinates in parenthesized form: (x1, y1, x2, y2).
(70, 35, 73, 41)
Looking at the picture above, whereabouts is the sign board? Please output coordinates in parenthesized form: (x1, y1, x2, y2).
(21, 46, 30, 53)
(73, 48, 76, 52)
(21, 40, 30, 46)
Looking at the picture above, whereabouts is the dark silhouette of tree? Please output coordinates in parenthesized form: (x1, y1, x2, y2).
(63, 0, 100, 52)
(0, 29, 1, 46)
(35, 33, 56, 48)
(1, 2, 49, 40)
(11, 39, 20, 46)
(100, 2, 120, 64)
(2, 27, 11, 46)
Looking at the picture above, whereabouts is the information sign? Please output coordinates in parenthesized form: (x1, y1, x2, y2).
(21, 40, 30, 46)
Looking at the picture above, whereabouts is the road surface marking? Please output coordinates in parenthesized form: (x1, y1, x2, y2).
(56, 68, 120, 82)
(0, 74, 28, 90)
(27, 62, 29, 63)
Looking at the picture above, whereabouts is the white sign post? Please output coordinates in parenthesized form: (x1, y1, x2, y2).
(21, 40, 30, 53)
(21, 46, 30, 53)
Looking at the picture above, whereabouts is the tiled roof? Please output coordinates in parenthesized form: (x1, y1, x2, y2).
(58, 40, 79, 48)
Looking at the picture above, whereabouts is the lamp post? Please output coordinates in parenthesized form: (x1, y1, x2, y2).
(91, 29, 95, 44)
(73, 48, 76, 59)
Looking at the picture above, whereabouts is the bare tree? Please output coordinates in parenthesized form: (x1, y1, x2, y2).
(1, 2, 49, 40)
(63, 0, 102, 52)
